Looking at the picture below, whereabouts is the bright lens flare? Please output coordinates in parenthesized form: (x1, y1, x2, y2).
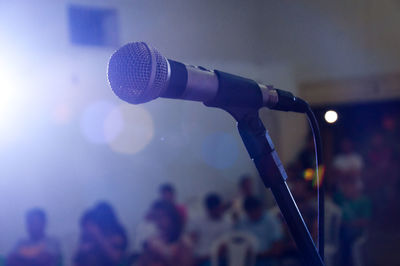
(0, 66, 26, 143)
(324, 110, 338, 123)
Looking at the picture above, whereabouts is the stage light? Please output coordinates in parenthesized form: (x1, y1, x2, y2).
(324, 110, 338, 123)
(0, 65, 27, 144)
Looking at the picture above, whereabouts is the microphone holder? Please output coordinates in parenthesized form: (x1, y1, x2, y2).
(221, 107, 324, 266)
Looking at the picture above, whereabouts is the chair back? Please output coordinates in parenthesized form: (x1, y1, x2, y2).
(325, 199, 342, 266)
(211, 231, 258, 266)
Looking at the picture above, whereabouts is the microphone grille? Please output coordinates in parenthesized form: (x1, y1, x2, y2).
(107, 42, 169, 104)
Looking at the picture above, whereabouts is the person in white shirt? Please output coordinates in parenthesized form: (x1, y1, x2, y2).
(237, 196, 284, 266)
(188, 193, 232, 266)
(333, 138, 364, 176)
(132, 203, 159, 254)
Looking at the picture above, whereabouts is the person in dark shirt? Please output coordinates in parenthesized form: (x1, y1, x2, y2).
(74, 202, 127, 266)
(159, 183, 188, 223)
(7, 208, 61, 266)
(136, 200, 193, 266)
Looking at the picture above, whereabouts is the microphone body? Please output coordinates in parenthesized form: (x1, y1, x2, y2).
(160, 59, 280, 110)
(107, 42, 308, 113)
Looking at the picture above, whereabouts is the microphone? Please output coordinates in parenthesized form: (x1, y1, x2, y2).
(107, 42, 308, 113)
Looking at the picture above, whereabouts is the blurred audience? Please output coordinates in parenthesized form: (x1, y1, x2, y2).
(6, 208, 61, 266)
(136, 200, 193, 266)
(7, 117, 399, 266)
(188, 193, 232, 266)
(74, 202, 128, 266)
(237, 196, 284, 266)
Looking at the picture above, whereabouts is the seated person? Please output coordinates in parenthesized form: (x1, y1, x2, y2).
(7, 208, 61, 266)
(229, 175, 255, 223)
(188, 193, 232, 266)
(136, 200, 193, 266)
(159, 183, 188, 223)
(74, 202, 128, 266)
(237, 196, 284, 266)
(132, 203, 159, 255)
(334, 176, 371, 266)
(333, 138, 364, 179)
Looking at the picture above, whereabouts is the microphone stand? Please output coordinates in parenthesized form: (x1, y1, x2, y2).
(222, 107, 324, 266)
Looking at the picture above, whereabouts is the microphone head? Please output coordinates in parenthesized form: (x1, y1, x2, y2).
(107, 42, 169, 104)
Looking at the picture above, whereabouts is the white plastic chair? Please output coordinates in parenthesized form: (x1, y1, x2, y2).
(352, 235, 366, 266)
(324, 199, 342, 266)
(210, 231, 258, 266)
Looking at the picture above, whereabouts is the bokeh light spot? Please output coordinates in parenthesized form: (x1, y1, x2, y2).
(324, 110, 338, 123)
(0, 67, 27, 144)
(107, 104, 154, 155)
(303, 168, 314, 181)
(80, 101, 121, 144)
